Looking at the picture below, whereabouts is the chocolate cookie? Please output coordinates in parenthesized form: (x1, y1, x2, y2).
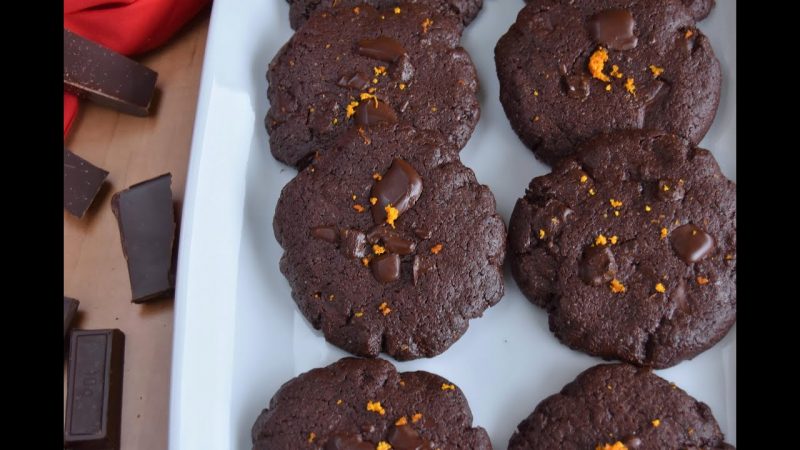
(495, 0, 721, 166)
(267, 3, 480, 168)
(508, 130, 735, 368)
(286, 0, 483, 30)
(252, 357, 492, 449)
(508, 363, 734, 449)
(523, 0, 716, 19)
(274, 124, 505, 360)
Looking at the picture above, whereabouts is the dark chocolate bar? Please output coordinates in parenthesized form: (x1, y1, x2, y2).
(111, 173, 176, 303)
(64, 148, 109, 218)
(64, 297, 79, 337)
(64, 329, 125, 450)
(64, 29, 158, 116)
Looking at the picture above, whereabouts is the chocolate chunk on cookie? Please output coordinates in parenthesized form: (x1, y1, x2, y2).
(252, 357, 492, 449)
(508, 130, 735, 368)
(267, 3, 480, 167)
(496, 0, 721, 166)
(286, 0, 483, 29)
(274, 124, 505, 360)
(508, 363, 735, 449)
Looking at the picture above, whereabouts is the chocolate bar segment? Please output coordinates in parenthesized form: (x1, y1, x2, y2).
(64, 148, 109, 218)
(64, 297, 80, 337)
(64, 29, 158, 116)
(64, 329, 125, 450)
(111, 173, 176, 303)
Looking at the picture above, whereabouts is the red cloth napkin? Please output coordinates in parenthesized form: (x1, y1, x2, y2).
(64, 0, 210, 136)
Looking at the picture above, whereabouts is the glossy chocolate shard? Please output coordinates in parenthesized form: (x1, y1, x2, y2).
(356, 36, 407, 62)
(64, 297, 80, 337)
(369, 158, 423, 224)
(111, 173, 176, 303)
(65, 329, 125, 450)
(64, 29, 158, 116)
(64, 148, 109, 218)
(354, 101, 398, 127)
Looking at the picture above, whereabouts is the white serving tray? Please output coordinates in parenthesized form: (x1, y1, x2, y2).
(169, 1, 736, 448)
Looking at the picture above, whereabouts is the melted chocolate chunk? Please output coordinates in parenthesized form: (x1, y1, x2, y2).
(357, 36, 407, 62)
(372, 253, 401, 283)
(414, 228, 432, 240)
(670, 223, 714, 263)
(383, 235, 416, 255)
(579, 245, 617, 286)
(592, 9, 638, 50)
(340, 229, 368, 259)
(370, 159, 423, 224)
(338, 72, 371, 90)
(387, 425, 434, 450)
(311, 226, 339, 243)
(563, 74, 590, 99)
(324, 434, 374, 450)
(354, 101, 398, 126)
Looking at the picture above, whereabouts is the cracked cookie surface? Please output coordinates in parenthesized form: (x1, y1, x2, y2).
(495, 0, 721, 166)
(508, 363, 735, 449)
(274, 124, 505, 360)
(508, 130, 735, 368)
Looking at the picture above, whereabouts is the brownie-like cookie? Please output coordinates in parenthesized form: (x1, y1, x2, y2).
(508, 130, 735, 368)
(252, 357, 492, 449)
(286, 0, 483, 30)
(274, 124, 505, 360)
(495, 0, 721, 166)
(267, 3, 480, 168)
(508, 363, 735, 449)
(523, 0, 716, 20)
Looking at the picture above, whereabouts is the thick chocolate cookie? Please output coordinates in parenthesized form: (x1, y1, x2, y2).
(508, 363, 734, 449)
(286, 0, 483, 30)
(274, 124, 505, 360)
(495, 0, 721, 166)
(267, 3, 480, 167)
(523, 0, 716, 19)
(508, 130, 735, 368)
(252, 357, 492, 449)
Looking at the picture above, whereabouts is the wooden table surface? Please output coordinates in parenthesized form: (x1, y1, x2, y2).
(64, 13, 210, 449)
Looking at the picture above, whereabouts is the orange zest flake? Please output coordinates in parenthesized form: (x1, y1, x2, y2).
(352, 194, 357, 200)
(441, 383, 455, 391)
(624, 77, 636, 95)
(394, 6, 401, 14)
(373, 172, 383, 181)
(685, 29, 694, 38)
(352, 6, 360, 14)
(538, 229, 546, 239)
(649, 65, 664, 78)
(331, 118, 339, 125)
(385, 204, 399, 228)
(346, 101, 359, 118)
(696, 276, 710, 285)
(337, 399, 343, 405)
(353, 204, 365, 213)
(609, 236, 618, 245)
(368, 87, 377, 94)
(533, 115, 540, 122)
(377, 442, 392, 450)
(370, 197, 378, 205)
(328, 294, 335, 301)
(596, 442, 628, 450)
(533, 89, 539, 96)
(609, 278, 626, 293)
(398, 83, 407, 90)
(361, 257, 370, 267)
(595, 234, 608, 246)
(613, 211, 620, 217)
(395, 416, 408, 426)
(431, 106, 438, 112)
(589, 188, 596, 196)
(609, 64, 623, 79)
(360, 92, 379, 107)
(605, 84, 612, 92)
(580, 174, 588, 183)
(662, 183, 670, 191)
(374, 66, 387, 76)
(421, 17, 434, 33)
(373, 244, 386, 255)
(379, 301, 392, 316)
(645, 205, 652, 212)
(655, 283, 666, 293)
(660, 227, 668, 239)
(430, 243, 443, 254)
(609, 198, 623, 208)
(411, 412, 423, 423)
(588, 47, 611, 82)
(372, 78, 379, 84)
(308, 432, 316, 443)
(652, 419, 661, 427)
(366, 401, 386, 415)
(354, 311, 364, 318)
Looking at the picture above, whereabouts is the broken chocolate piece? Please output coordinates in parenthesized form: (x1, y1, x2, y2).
(354, 101, 398, 127)
(64, 297, 80, 337)
(356, 36, 407, 62)
(64, 148, 109, 218)
(369, 158, 423, 224)
(64, 329, 125, 450)
(64, 29, 158, 116)
(111, 173, 176, 303)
